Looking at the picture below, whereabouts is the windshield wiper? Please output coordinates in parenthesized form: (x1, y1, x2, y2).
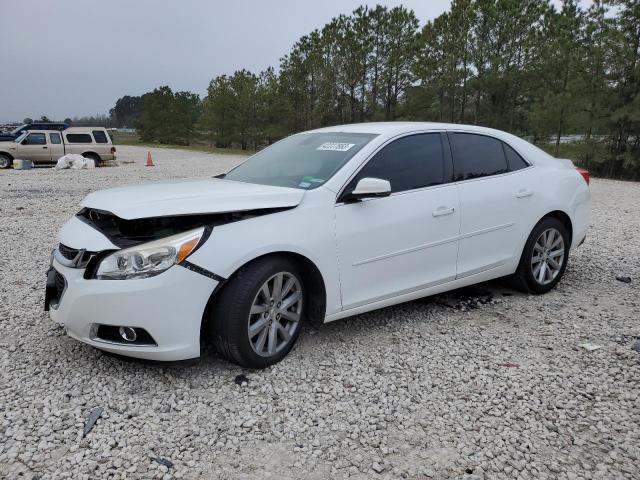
(214, 173, 226, 179)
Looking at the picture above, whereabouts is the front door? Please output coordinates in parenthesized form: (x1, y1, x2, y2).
(335, 133, 460, 310)
(17, 132, 51, 163)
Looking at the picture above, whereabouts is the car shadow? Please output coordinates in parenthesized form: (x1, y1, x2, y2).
(95, 279, 525, 371)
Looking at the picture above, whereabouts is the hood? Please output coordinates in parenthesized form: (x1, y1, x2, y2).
(81, 177, 305, 220)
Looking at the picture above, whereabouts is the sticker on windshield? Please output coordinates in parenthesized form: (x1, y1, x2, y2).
(317, 142, 355, 152)
(299, 182, 311, 188)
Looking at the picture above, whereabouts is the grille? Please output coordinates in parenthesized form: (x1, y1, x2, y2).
(58, 243, 79, 260)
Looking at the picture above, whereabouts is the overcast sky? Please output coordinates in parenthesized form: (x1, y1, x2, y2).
(0, 0, 588, 123)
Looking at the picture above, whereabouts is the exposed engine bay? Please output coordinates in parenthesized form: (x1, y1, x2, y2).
(76, 207, 290, 248)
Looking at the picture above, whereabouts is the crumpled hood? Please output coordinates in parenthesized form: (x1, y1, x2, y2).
(81, 177, 305, 220)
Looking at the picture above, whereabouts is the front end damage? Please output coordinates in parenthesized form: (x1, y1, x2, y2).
(46, 205, 291, 360)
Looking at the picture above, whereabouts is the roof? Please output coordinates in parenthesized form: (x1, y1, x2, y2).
(309, 121, 510, 136)
(308, 121, 557, 166)
(64, 126, 108, 133)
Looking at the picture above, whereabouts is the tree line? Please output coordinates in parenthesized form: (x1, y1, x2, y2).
(104, 1, 639, 179)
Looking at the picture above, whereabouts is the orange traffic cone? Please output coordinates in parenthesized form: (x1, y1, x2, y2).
(146, 151, 154, 167)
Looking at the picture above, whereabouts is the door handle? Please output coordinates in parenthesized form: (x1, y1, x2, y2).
(516, 189, 533, 198)
(42, 146, 48, 149)
(432, 206, 455, 217)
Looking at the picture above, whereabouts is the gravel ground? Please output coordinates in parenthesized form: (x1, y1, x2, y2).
(1, 145, 639, 480)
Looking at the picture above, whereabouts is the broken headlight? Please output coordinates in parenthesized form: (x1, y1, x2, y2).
(96, 227, 205, 280)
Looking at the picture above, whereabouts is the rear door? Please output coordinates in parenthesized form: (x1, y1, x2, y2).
(334, 132, 460, 309)
(17, 132, 51, 162)
(449, 132, 536, 278)
(48, 132, 64, 160)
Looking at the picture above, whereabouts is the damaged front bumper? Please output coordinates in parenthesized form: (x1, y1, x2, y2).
(48, 257, 218, 360)
(47, 215, 219, 361)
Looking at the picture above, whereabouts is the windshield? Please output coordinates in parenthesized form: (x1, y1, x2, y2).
(224, 132, 378, 189)
(11, 125, 26, 135)
(14, 132, 28, 143)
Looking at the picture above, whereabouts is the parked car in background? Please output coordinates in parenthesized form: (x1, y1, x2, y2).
(0, 122, 69, 141)
(0, 127, 116, 168)
(47, 122, 590, 368)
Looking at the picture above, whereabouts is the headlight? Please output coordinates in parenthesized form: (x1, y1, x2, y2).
(96, 227, 205, 280)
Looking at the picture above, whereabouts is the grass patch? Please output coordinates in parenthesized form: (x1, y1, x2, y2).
(110, 131, 249, 156)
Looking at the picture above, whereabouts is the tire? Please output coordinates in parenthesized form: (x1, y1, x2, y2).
(509, 217, 570, 294)
(210, 256, 305, 368)
(0, 154, 12, 169)
(82, 152, 101, 166)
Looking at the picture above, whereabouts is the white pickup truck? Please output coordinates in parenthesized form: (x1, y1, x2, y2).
(0, 127, 116, 168)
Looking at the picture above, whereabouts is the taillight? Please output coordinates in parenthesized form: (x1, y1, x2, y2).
(110, 147, 116, 154)
(576, 167, 589, 185)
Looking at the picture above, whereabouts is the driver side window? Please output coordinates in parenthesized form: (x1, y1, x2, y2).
(346, 133, 447, 194)
(23, 133, 46, 145)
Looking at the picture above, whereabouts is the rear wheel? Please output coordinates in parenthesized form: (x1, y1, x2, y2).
(0, 154, 12, 169)
(210, 256, 305, 368)
(510, 217, 569, 294)
(82, 152, 101, 166)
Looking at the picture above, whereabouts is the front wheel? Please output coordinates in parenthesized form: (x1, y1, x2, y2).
(0, 154, 13, 169)
(510, 217, 570, 294)
(210, 256, 305, 368)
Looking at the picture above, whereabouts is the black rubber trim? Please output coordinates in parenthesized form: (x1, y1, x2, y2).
(180, 261, 226, 282)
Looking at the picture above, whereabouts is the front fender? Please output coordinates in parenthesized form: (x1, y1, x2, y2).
(186, 193, 341, 317)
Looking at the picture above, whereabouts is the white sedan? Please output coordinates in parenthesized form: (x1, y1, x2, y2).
(47, 123, 591, 368)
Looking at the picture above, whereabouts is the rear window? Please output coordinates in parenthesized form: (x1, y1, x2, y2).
(66, 133, 93, 144)
(503, 142, 529, 171)
(49, 132, 62, 144)
(450, 133, 509, 181)
(92, 130, 109, 143)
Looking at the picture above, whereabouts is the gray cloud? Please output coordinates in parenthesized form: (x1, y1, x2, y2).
(0, 0, 590, 122)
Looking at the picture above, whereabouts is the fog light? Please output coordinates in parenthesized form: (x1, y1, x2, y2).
(119, 326, 137, 342)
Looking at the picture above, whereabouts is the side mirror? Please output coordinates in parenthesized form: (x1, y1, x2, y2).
(347, 177, 391, 201)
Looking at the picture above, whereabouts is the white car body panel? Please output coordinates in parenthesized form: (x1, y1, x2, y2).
(50, 257, 217, 360)
(48, 122, 591, 361)
(334, 183, 460, 309)
(58, 215, 119, 251)
(81, 177, 305, 219)
(455, 169, 538, 278)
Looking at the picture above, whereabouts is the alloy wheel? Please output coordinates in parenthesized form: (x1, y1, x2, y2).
(247, 271, 302, 357)
(531, 227, 565, 285)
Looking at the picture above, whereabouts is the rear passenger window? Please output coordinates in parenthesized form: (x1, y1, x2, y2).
(503, 142, 529, 171)
(65, 134, 93, 143)
(348, 134, 445, 194)
(92, 130, 108, 143)
(450, 133, 508, 181)
(49, 133, 62, 144)
(23, 133, 46, 145)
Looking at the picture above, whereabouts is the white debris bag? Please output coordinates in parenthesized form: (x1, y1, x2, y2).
(56, 154, 95, 169)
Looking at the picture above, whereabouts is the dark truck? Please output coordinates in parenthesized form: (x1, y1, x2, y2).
(0, 122, 68, 142)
